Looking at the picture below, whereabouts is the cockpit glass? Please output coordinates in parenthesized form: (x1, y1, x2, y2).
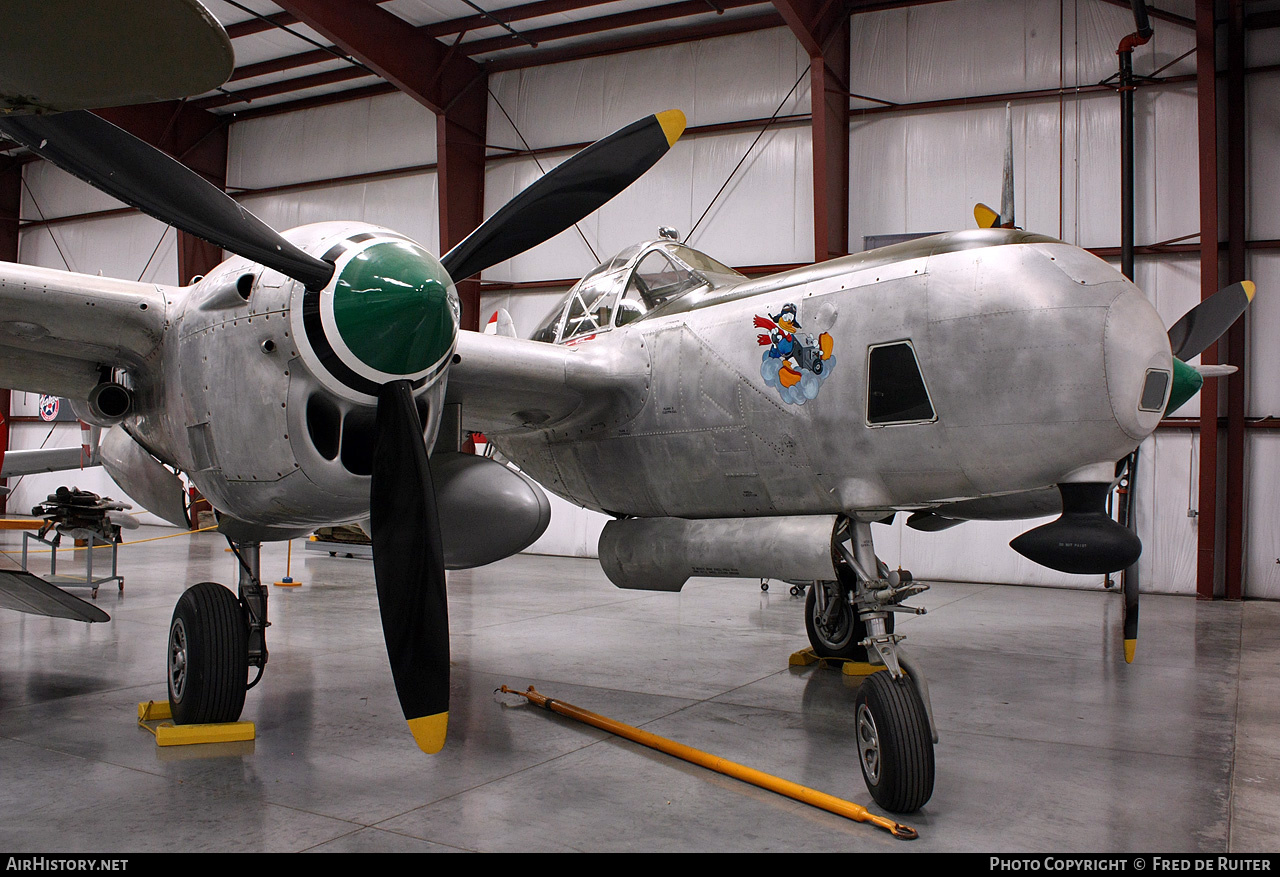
(530, 241, 743, 344)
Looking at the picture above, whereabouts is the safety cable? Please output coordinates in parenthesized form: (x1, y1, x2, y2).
(488, 88, 599, 264)
(684, 63, 810, 246)
(18, 177, 73, 271)
(136, 226, 171, 282)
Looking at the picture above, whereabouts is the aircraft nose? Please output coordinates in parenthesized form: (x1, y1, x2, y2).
(1102, 283, 1172, 441)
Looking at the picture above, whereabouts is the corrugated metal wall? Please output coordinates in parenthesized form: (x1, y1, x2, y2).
(10, 0, 1279, 595)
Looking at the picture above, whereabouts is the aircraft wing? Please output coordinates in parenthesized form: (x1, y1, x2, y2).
(446, 330, 647, 435)
(0, 261, 172, 399)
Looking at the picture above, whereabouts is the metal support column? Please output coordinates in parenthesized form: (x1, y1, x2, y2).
(1224, 0, 1247, 600)
(437, 73, 488, 333)
(1194, 0, 1221, 599)
(772, 0, 851, 264)
(811, 19, 850, 263)
(0, 155, 19, 515)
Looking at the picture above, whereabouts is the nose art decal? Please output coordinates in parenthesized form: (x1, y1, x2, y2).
(753, 302, 835, 405)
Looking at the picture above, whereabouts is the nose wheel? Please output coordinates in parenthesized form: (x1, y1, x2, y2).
(854, 670, 935, 813)
(802, 517, 937, 813)
(167, 581, 249, 724)
(166, 539, 267, 726)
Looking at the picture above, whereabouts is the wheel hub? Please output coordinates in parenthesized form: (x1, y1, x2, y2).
(813, 583, 853, 649)
(168, 618, 188, 702)
(857, 702, 881, 784)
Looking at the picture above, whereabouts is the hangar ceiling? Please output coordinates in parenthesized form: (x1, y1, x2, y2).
(188, 0, 1202, 117)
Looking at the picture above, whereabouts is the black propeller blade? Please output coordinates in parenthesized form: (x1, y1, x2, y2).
(0, 111, 334, 290)
(370, 380, 450, 753)
(1116, 453, 1140, 663)
(1167, 280, 1256, 360)
(441, 110, 686, 282)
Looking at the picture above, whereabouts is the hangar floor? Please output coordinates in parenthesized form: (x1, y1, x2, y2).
(1, 524, 1276, 853)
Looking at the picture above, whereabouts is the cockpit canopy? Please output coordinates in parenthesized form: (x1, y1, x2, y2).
(532, 240, 743, 344)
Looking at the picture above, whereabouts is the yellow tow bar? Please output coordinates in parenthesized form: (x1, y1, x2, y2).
(499, 685, 918, 841)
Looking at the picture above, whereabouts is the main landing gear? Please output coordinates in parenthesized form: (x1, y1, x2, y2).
(167, 540, 267, 725)
(803, 517, 937, 813)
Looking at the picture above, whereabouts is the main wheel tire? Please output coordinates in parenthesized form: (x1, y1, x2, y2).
(854, 670, 935, 813)
(168, 582, 249, 725)
(803, 581, 893, 662)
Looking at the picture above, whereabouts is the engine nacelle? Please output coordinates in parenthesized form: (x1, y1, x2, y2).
(598, 515, 840, 591)
(98, 426, 189, 528)
(166, 222, 460, 532)
(431, 453, 551, 569)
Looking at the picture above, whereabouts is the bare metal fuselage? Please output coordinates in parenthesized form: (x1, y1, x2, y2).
(491, 229, 1170, 519)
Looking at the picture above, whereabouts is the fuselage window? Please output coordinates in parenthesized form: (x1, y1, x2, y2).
(1139, 369, 1171, 412)
(866, 341, 936, 425)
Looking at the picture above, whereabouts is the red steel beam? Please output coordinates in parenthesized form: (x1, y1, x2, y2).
(223, 0, 616, 40)
(438, 73, 489, 333)
(227, 1, 766, 85)
(1195, 0, 1220, 600)
(272, 0, 485, 116)
(462, 0, 763, 56)
(1225, 0, 1246, 600)
(484, 10, 783, 70)
(195, 66, 375, 110)
(773, 0, 850, 262)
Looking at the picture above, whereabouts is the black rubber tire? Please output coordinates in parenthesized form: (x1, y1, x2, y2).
(854, 670, 935, 813)
(168, 582, 249, 725)
(803, 581, 892, 662)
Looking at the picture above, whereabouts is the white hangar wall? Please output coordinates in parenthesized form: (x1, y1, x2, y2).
(10, 0, 1278, 596)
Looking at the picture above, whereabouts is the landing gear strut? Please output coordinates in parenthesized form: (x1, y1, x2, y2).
(802, 517, 937, 813)
(166, 540, 267, 724)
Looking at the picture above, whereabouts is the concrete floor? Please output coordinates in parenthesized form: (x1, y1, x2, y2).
(0, 524, 1276, 853)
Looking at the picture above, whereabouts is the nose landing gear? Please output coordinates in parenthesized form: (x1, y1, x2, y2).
(166, 539, 267, 725)
(802, 517, 936, 813)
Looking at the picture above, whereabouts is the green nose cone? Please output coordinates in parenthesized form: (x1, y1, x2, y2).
(332, 241, 457, 377)
(1165, 357, 1204, 415)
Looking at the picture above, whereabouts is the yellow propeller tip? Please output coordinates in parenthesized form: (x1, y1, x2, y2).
(408, 712, 449, 754)
(1123, 639, 1136, 664)
(656, 109, 686, 148)
(1243, 280, 1255, 302)
(974, 203, 998, 229)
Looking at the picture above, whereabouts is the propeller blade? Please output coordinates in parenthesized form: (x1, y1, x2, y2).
(0, 111, 334, 290)
(441, 110, 687, 282)
(1000, 102, 1015, 228)
(974, 203, 1000, 229)
(1123, 565, 1139, 663)
(1, 0, 233, 114)
(1167, 280, 1256, 360)
(1117, 452, 1140, 663)
(370, 380, 450, 753)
